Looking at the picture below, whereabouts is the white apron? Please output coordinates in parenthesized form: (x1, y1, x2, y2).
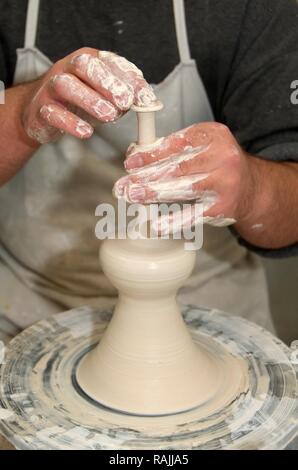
(0, 0, 273, 331)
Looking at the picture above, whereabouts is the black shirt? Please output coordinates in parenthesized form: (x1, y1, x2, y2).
(0, 0, 298, 256)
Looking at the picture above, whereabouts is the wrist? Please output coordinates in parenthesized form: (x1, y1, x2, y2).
(236, 155, 273, 229)
(15, 81, 42, 150)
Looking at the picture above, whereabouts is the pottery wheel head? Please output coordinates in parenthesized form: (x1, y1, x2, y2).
(0, 306, 297, 450)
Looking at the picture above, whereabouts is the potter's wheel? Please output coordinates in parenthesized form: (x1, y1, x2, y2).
(0, 305, 297, 450)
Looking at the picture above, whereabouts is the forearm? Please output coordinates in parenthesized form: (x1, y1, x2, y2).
(0, 82, 40, 186)
(235, 156, 298, 249)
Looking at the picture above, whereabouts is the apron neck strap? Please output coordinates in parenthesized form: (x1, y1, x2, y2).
(24, 0, 191, 60)
(173, 0, 192, 63)
(24, 0, 40, 49)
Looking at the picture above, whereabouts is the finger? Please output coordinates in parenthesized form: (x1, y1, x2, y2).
(113, 174, 131, 199)
(153, 204, 235, 236)
(203, 216, 236, 227)
(125, 135, 187, 170)
(125, 127, 211, 170)
(69, 53, 133, 110)
(98, 51, 157, 106)
(201, 194, 234, 221)
(192, 171, 228, 197)
(52, 73, 120, 122)
(177, 151, 218, 176)
(40, 104, 94, 139)
(124, 175, 211, 203)
(153, 204, 204, 236)
(125, 150, 213, 186)
(192, 177, 223, 212)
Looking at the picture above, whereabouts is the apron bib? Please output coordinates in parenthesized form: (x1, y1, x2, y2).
(0, 0, 273, 331)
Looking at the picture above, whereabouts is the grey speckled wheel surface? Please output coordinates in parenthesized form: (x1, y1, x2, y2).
(0, 306, 297, 450)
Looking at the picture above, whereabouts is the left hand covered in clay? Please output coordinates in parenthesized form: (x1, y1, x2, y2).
(114, 122, 257, 227)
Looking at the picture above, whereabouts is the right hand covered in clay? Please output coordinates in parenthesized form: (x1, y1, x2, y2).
(22, 48, 157, 144)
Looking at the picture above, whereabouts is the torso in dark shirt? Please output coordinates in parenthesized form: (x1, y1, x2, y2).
(0, 0, 249, 119)
(1, 0, 298, 147)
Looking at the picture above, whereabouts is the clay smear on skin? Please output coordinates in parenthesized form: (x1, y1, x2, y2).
(251, 223, 264, 231)
(40, 105, 92, 139)
(115, 144, 212, 203)
(52, 74, 118, 122)
(99, 51, 157, 106)
(114, 140, 236, 226)
(126, 174, 212, 203)
(152, 202, 204, 235)
(100, 51, 143, 76)
(115, 145, 210, 197)
(150, 193, 235, 235)
(29, 52, 156, 143)
(27, 124, 58, 144)
(26, 83, 56, 143)
(71, 54, 133, 110)
(125, 126, 212, 169)
(126, 137, 166, 158)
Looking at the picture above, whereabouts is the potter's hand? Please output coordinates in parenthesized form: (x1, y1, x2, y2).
(22, 48, 157, 144)
(114, 123, 256, 226)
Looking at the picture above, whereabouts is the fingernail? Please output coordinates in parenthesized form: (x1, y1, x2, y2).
(76, 120, 93, 138)
(125, 155, 144, 170)
(126, 142, 138, 156)
(127, 185, 146, 202)
(113, 182, 124, 198)
(115, 87, 134, 110)
(135, 86, 157, 107)
(94, 100, 118, 121)
(113, 176, 130, 198)
(71, 53, 91, 67)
